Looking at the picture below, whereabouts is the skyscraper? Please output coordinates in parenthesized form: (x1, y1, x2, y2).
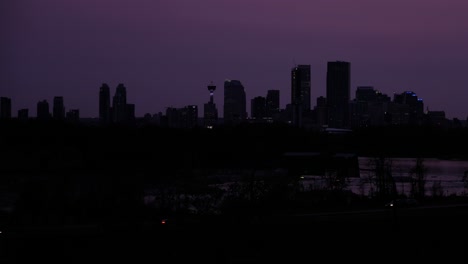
(251, 96, 266, 121)
(181, 105, 198, 128)
(53, 96, 65, 120)
(204, 82, 218, 128)
(0, 97, 11, 119)
(291, 65, 311, 111)
(326, 61, 350, 128)
(266, 90, 280, 118)
(99, 83, 111, 124)
(112, 83, 127, 124)
(37, 100, 50, 120)
(291, 65, 311, 127)
(224, 79, 247, 125)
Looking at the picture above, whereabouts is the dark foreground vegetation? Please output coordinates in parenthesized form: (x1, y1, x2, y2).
(1, 120, 468, 263)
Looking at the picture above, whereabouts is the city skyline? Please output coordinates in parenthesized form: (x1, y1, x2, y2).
(2, 0, 468, 120)
(0, 62, 463, 124)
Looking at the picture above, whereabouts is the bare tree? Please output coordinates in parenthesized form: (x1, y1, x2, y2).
(368, 156, 397, 200)
(409, 157, 428, 199)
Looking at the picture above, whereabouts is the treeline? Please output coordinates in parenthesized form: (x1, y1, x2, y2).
(1, 121, 468, 174)
(1, 120, 468, 227)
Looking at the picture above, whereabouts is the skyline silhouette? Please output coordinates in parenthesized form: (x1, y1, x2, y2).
(3, 0, 468, 120)
(0, 66, 463, 131)
(0, 60, 465, 126)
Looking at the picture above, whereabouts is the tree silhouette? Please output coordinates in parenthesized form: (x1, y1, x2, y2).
(410, 157, 428, 199)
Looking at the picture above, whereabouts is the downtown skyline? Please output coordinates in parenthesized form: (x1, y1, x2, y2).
(0, 60, 463, 124)
(2, 0, 468, 119)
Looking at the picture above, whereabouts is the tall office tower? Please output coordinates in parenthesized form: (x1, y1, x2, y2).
(18, 109, 29, 120)
(291, 65, 311, 127)
(224, 79, 247, 125)
(37, 100, 50, 120)
(181, 105, 198, 128)
(315, 96, 328, 128)
(99, 83, 111, 124)
(204, 82, 218, 128)
(53, 96, 65, 120)
(251, 96, 266, 121)
(112, 83, 127, 123)
(266, 90, 280, 118)
(326, 61, 350, 128)
(166, 107, 180, 128)
(0, 97, 12, 119)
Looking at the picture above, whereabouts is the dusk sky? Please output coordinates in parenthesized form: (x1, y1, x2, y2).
(2, 0, 468, 119)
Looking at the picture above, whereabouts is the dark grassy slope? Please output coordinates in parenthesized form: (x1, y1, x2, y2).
(1, 121, 468, 263)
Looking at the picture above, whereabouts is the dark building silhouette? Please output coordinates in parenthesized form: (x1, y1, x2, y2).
(291, 65, 311, 127)
(181, 105, 198, 128)
(390, 91, 424, 125)
(251, 96, 266, 121)
(204, 82, 218, 128)
(126, 103, 135, 124)
(53, 96, 65, 120)
(37, 100, 50, 120)
(166, 105, 198, 128)
(112, 83, 127, 124)
(110, 83, 134, 125)
(350, 86, 391, 128)
(18, 108, 28, 120)
(425, 110, 448, 127)
(326, 61, 350, 128)
(99, 83, 111, 124)
(66, 109, 80, 122)
(266, 90, 280, 119)
(224, 79, 247, 125)
(166, 107, 180, 128)
(314, 96, 328, 128)
(0, 97, 12, 119)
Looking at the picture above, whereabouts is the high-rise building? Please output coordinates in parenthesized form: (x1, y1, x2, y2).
(181, 105, 198, 128)
(18, 109, 29, 120)
(112, 83, 127, 124)
(315, 96, 328, 128)
(251, 96, 266, 121)
(204, 82, 218, 128)
(291, 65, 311, 111)
(224, 79, 247, 125)
(166, 107, 180, 128)
(99, 83, 111, 124)
(0, 97, 12, 119)
(266, 90, 280, 118)
(291, 65, 311, 127)
(326, 61, 350, 128)
(391, 91, 424, 125)
(350, 86, 391, 127)
(37, 100, 50, 120)
(53, 96, 65, 120)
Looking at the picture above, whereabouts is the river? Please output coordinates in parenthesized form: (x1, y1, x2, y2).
(300, 157, 468, 197)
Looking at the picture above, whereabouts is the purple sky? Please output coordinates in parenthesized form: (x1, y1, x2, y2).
(2, 0, 468, 119)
